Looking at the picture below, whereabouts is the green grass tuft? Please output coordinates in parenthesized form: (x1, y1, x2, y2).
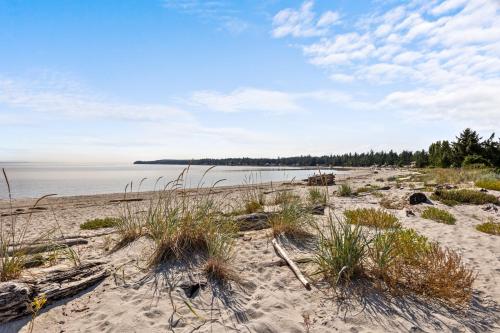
(475, 219, 500, 236)
(432, 189, 499, 206)
(475, 178, 500, 191)
(80, 217, 121, 230)
(338, 184, 353, 197)
(421, 207, 456, 225)
(344, 208, 401, 229)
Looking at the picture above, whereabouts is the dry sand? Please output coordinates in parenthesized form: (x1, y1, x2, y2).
(1, 168, 499, 333)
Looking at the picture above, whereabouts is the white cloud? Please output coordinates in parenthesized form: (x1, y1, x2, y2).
(0, 76, 190, 122)
(272, 0, 500, 128)
(272, 1, 339, 38)
(190, 88, 303, 113)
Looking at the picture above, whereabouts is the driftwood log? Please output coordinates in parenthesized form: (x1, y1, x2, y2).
(0, 261, 109, 323)
(5, 238, 88, 256)
(234, 212, 275, 231)
(307, 174, 335, 186)
(271, 239, 311, 290)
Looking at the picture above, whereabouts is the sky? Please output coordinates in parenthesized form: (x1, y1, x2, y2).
(0, 0, 499, 163)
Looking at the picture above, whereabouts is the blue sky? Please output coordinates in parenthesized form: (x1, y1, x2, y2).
(0, 0, 499, 162)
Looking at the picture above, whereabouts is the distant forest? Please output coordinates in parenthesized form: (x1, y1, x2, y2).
(135, 128, 500, 168)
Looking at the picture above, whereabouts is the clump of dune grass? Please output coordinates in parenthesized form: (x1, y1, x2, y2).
(272, 190, 299, 206)
(239, 175, 266, 213)
(344, 208, 401, 229)
(431, 189, 499, 206)
(203, 217, 238, 281)
(475, 177, 500, 191)
(314, 217, 368, 283)
(270, 199, 312, 239)
(475, 219, 500, 236)
(80, 217, 121, 230)
(421, 207, 456, 225)
(338, 183, 353, 197)
(308, 187, 327, 205)
(420, 168, 491, 185)
(356, 185, 380, 195)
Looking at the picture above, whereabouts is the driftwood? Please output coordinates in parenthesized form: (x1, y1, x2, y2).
(109, 198, 143, 203)
(307, 174, 335, 186)
(5, 238, 88, 256)
(234, 212, 275, 231)
(0, 261, 109, 323)
(271, 239, 311, 290)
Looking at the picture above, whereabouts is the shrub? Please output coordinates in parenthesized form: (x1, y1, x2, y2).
(344, 208, 401, 229)
(432, 189, 499, 206)
(338, 184, 353, 197)
(475, 178, 500, 191)
(421, 207, 456, 225)
(308, 187, 327, 205)
(314, 218, 369, 283)
(80, 217, 120, 230)
(462, 155, 490, 168)
(475, 219, 500, 236)
(270, 201, 312, 239)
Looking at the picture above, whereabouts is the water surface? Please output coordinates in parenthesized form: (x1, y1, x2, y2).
(0, 162, 342, 199)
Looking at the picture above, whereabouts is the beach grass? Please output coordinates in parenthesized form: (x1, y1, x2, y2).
(431, 189, 499, 206)
(80, 217, 121, 230)
(338, 183, 353, 197)
(344, 208, 401, 229)
(475, 219, 500, 236)
(421, 207, 456, 225)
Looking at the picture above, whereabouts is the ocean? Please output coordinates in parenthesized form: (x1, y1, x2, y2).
(0, 162, 342, 199)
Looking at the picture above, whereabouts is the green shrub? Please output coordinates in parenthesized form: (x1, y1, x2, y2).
(80, 217, 120, 230)
(432, 189, 499, 206)
(338, 184, 353, 197)
(421, 207, 456, 225)
(344, 208, 400, 229)
(462, 155, 490, 168)
(475, 220, 500, 236)
(475, 178, 500, 191)
(314, 218, 368, 283)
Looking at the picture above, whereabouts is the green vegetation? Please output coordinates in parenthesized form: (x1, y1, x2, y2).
(356, 185, 380, 194)
(338, 183, 353, 197)
(314, 219, 368, 282)
(308, 187, 327, 205)
(344, 208, 400, 229)
(421, 207, 456, 225)
(475, 178, 500, 191)
(432, 189, 499, 206)
(80, 217, 120, 230)
(475, 219, 500, 236)
(270, 200, 312, 239)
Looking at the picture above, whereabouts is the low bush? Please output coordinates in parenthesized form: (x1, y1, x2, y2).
(421, 207, 456, 225)
(338, 184, 353, 197)
(475, 178, 500, 191)
(344, 208, 400, 229)
(80, 217, 120, 230)
(475, 219, 500, 236)
(432, 189, 499, 206)
(379, 196, 405, 210)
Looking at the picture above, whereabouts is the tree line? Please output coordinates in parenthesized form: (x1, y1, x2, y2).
(134, 128, 500, 168)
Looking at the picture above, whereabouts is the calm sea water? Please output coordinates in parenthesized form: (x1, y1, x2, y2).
(0, 162, 342, 199)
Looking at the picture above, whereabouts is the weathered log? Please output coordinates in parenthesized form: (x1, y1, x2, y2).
(234, 212, 274, 231)
(0, 261, 109, 323)
(308, 204, 326, 215)
(271, 239, 311, 290)
(5, 238, 88, 256)
(109, 198, 143, 203)
(307, 174, 335, 186)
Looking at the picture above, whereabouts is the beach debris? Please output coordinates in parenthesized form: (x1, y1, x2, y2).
(483, 204, 498, 212)
(406, 209, 416, 217)
(5, 238, 88, 257)
(307, 174, 335, 186)
(0, 261, 109, 323)
(480, 188, 488, 193)
(109, 198, 143, 203)
(309, 204, 326, 215)
(271, 238, 311, 290)
(379, 186, 391, 191)
(234, 212, 274, 231)
(409, 193, 429, 205)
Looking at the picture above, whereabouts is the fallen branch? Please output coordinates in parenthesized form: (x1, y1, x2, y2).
(5, 238, 88, 256)
(0, 261, 109, 323)
(271, 238, 311, 290)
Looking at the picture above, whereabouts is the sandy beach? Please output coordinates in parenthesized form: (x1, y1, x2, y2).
(1, 167, 499, 333)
